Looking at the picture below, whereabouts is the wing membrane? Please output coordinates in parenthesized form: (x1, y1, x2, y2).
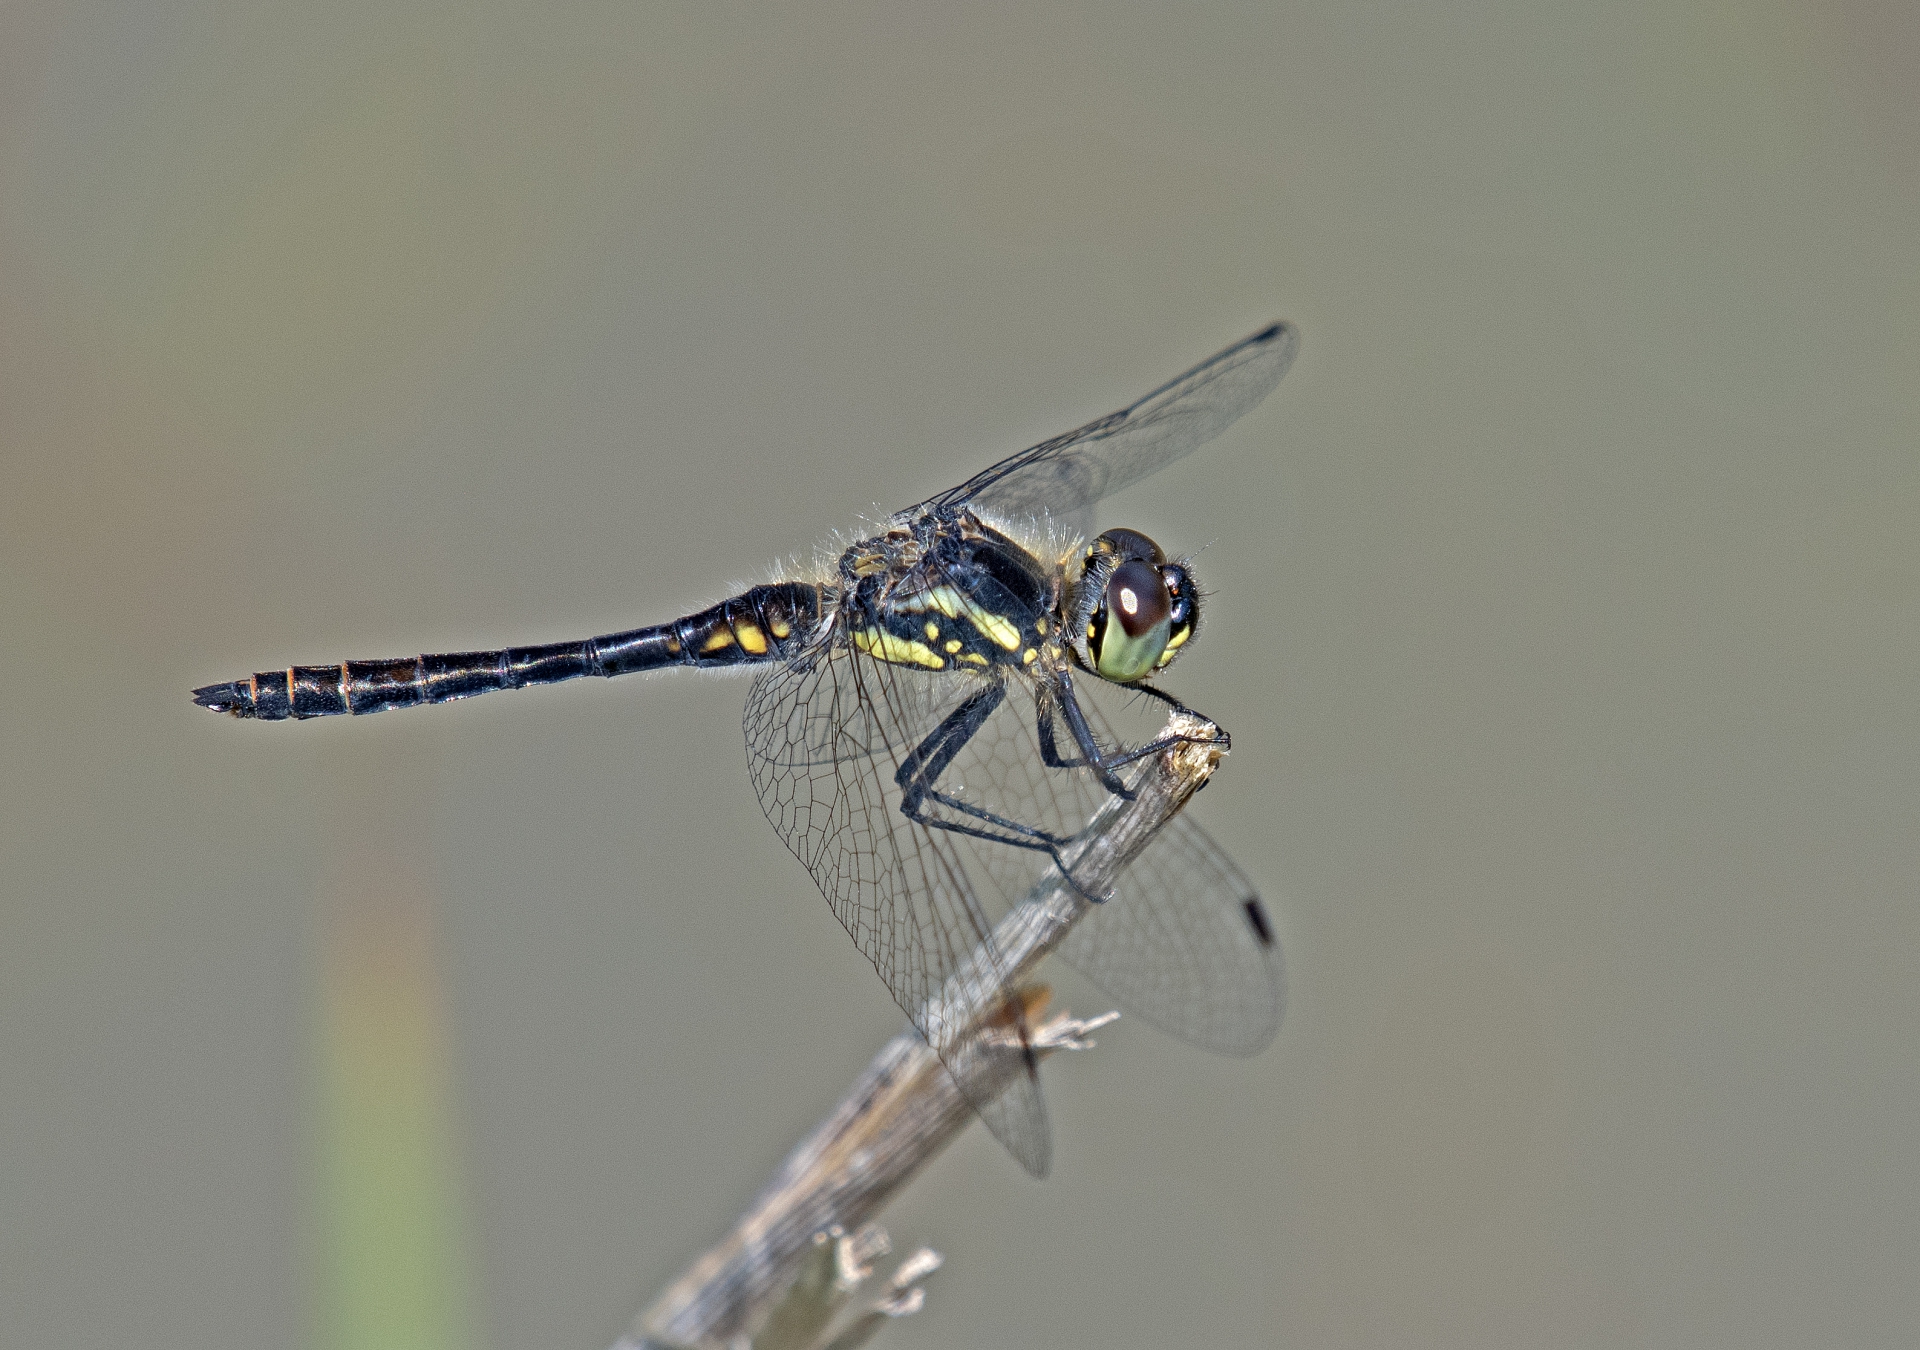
(746, 632, 1286, 1173)
(919, 322, 1298, 530)
(956, 676, 1286, 1057)
(1054, 812, 1284, 1056)
(744, 644, 1071, 1176)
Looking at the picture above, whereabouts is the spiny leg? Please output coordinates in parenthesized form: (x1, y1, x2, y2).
(892, 682, 1106, 901)
(1042, 670, 1228, 788)
(1130, 678, 1229, 741)
(895, 684, 1069, 849)
(1037, 677, 1133, 798)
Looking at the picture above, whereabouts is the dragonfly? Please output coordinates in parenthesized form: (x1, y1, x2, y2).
(194, 323, 1299, 1176)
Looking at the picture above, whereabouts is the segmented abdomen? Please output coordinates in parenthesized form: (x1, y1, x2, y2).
(193, 582, 825, 720)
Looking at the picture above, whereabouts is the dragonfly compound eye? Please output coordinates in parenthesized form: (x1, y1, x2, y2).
(1154, 562, 1199, 669)
(1091, 558, 1173, 682)
(1094, 526, 1165, 566)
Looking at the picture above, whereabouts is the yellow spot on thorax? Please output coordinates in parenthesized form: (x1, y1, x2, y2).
(899, 585, 1022, 651)
(852, 628, 947, 670)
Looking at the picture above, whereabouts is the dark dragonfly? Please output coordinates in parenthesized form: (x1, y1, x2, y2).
(194, 323, 1299, 1176)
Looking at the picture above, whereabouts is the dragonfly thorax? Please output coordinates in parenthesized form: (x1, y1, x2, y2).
(841, 513, 1062, 675)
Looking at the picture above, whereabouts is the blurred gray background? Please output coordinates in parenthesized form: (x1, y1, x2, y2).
(3, 3, 1915, 1348)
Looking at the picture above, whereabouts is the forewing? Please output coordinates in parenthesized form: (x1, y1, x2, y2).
(1054, 811, 1285, 1056)
(921, 323, 1298, 528)
(744, 641, 1061, 1175)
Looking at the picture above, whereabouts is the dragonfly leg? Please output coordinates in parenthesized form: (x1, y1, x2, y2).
(897, 684, 1069, 847)
(894, 683, 1106, 901)
(1033, 676, 1147, 787)
(1129, 679, 1230, 746)
(1033, 684, 1090, 771)
(1049, 674, 1137, 799)
(1051, 669, 1228, 785)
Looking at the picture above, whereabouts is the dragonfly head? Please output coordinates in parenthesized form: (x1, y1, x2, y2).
(1073, 528, 1200, 684)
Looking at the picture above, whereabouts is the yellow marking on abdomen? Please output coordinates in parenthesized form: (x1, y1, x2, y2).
(701, 628, 735, 653)
(769, 616, 792, 639)
(735, 623, 768, 656)
(852, 628, 947, 670)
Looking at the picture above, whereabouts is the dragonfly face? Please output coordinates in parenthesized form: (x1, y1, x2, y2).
(192, 323, 1300, 1178)
(1070, 527, 1200, 685)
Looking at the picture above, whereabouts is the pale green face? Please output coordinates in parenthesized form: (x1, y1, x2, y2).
(1087, 554, 1197, 684)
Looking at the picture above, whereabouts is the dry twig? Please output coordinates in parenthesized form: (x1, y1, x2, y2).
(623, 710, 1228, 1350)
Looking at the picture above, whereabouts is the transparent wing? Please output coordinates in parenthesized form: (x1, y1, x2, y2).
(743, 623, 1282, 1171)
(1054, 811, 1285, 1056)
(746, 639, 1104, 1177)
(918, 323, 1298, 531)
(955, 676, 1286, 1057)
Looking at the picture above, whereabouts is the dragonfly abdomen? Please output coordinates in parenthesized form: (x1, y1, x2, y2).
(192, 582, 823, 720)
(670, 582, 824, 669)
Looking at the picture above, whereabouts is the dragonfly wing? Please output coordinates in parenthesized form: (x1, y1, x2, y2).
(744, 641, 1065, 1176)
(1053, 810, 1284, 1056)
(920, 322, 1299, 528)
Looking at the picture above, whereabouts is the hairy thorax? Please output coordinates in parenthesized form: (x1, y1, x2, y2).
(838, 509, 1068, 675)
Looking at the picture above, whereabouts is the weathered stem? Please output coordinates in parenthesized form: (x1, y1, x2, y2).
(624, 711, 1228, 1350)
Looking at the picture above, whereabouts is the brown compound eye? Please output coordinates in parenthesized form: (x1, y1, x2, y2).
(1108, 560, 1171, 636)
(1090, 558, 1173, 682)
(1096, 527, 1165, 566)
(1155, 562, 1199, 669)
